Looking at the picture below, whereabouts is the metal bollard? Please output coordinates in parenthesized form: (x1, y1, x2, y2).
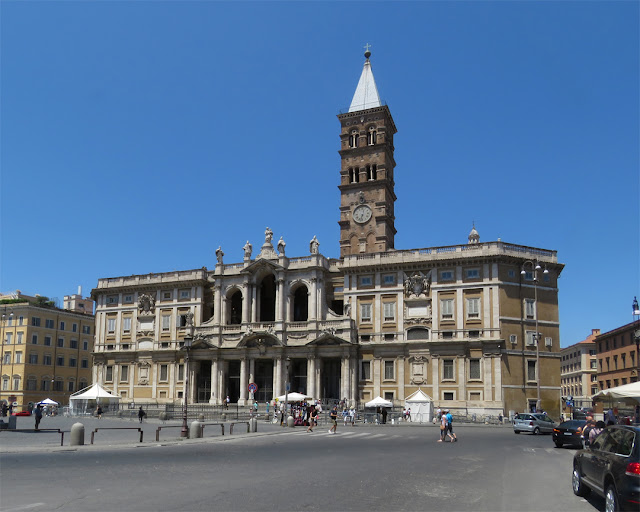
(70, 422, 85, 446)
(189, 420, 202, 439)
(250, 417, 258, 432)
(286, 415, 294, 428)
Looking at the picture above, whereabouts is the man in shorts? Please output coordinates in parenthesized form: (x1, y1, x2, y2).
(445, 409, 457, 442)
(329, 406, 338, 434)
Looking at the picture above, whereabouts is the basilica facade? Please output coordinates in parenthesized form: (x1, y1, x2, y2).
(91, 51, 564, 417)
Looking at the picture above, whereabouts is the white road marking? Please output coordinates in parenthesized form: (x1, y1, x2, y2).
(2, 504, 46, 512)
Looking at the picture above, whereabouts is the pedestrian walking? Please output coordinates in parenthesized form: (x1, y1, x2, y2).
(406, 408, 411, 422)
(445, 409, 457, 442)
(34, 404, 43, 430)
(329, 406, 338, 434)
(307, 407, 318, 432)
(96, 405, 103, 419)
(342, 408, 349, 426)
(1, 402, 7, 417)
(138, 406, 146, 423)
(349, 407, 355, 426)
(435, 407, 442, 425)
(589, 420, 606, 444)
(438, 411, 447, 442)
(225, 396, 230, 409)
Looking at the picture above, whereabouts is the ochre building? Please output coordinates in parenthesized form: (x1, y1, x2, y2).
(91, 51, 565, 418)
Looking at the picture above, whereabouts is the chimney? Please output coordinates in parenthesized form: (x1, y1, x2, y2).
(78, 285, 82, 296)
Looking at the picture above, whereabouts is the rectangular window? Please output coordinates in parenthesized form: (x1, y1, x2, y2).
(384, 360, 395, 380)
(32, 317, 41, 327)
(525, 331, 536, 346)
(466, 298, 480, 319)
(69, 357, 77, 368)
(16, 332, 23, 344)
(120, 365, 129, 382)
(15, 352, 22, 364)
(68, 382, 75, 392)
(107, 295, 118, 305)
(70, 339, 78, 349)
(59, 321, 65, 331)
(7, 316, 12, 327)
(443, 359, 454, 380)
(72, 323, 77, 333)
(545, 337, 553, 347)
(443, 392, 454, 400)
(41, 379, 50, 391)
(107, 318, 116, 333)
(53, 380, 63, 391)
(81, 359, 88, 369)
(123, 294, 134, 304)
(45, 319, 54, 329)
(13, 377, 20, 390)
(57, 338, 64, 348)
(122, 317, 132, 333)
(82, 325, 91, 334)
(27, 378, 37, 391)
(43, 355, 52, 365)
(441, 299, 454, 319)
(56, 356, 64, 366)
(179, 289, 191, 299)
(2, 378, 8, 390)
(160, 364, 168, 381)
(382, 274, 396, 286)
(523, 271, 534, 281)
(527, 360, 537, 381)
(5, 332, 11, 344)
(178, 364, 184, 381)
(162, 315, 171, 331)
(162, 291, 172, 300)
(359, 276, 373, 287)
(510, 334, 517, 344)
(29, 353, 38, 364)
(3, 353, 10, 364)
(360, 303, 372, 322)
(18, 316, 24, 326)
(469, 359, 480, 380)
(361, 361, 371, 380)
(440, 270, 453, 281)
(383, 302, 396, 322)
(105, 366, 113, 381)
(83, 340, 88, 351)
(31, 334, 38, 344)
(525, 299, 536, 319)
(465, 268, 479, 279)
(44, 336, 51, 346)
(178, 314, 189, 327)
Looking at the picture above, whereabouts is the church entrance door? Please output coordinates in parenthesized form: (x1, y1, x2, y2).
(254, 360, 273, 403)
(321, 358, 341, 401)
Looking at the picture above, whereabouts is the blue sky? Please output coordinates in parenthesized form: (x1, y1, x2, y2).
(1, 1, 638, 347)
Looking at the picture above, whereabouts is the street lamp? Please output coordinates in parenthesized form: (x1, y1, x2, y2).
(521, 260, 549, 413)
(632, 297, 640, 384)
(180, 318, 194, 438)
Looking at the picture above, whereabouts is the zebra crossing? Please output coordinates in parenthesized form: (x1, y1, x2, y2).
(289, 429, 421, 441)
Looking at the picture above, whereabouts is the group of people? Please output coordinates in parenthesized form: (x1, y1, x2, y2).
(436, 408, 457, 443)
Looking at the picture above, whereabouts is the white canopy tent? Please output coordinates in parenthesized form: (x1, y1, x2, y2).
(592, 381, 640, 404)
(275, 392, 310, 403)
(364, 396, 393, 408)
(404, 389, 433, 423)
(69, 384, 120, 416)
(37, 398, 59, 406)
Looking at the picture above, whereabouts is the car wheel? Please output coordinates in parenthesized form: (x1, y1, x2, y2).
(605, 484, 619, 512)
(554, 441, 563, 448)
(514, 430, 520, 434)
(572, 466, 590, 497)
(533, 427, 540, 435)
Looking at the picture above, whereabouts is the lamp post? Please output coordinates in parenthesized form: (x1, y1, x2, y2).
(521, 260, 549, 413)
(180, 316, 194, 438)
(633, 297, 640, 384)
(284, 356, 291, 426)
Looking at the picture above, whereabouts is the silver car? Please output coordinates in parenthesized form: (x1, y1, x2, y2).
(513, 413, 556, 435)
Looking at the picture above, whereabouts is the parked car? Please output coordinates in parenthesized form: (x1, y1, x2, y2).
(553, 420, 587, 448)
(572, 425, 640, 512)
(11, 409, 31, 416)
(513, 413, 556, 434)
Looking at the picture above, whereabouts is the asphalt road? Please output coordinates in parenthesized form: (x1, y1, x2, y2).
(0, 423, 608, 512)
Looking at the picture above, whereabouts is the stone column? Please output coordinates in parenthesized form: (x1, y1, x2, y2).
(373, 358, 381, 398)
(249, 358, 255, 400)
(432, 357, 440, 401)
(458, 356, 466, 402)
(251, 285, 257, 323)
(210, 358, 219, 404)
(310, 277, 318, 320)
(242, 280, 250, 324)
(239, 357, 247, 404)
(214, 284, 222, 325)
(275, 357, 282, 397)
(341, 355, 349, 399)
(276, 277, 285, 322)
(307, 356, 316, 398)
(493, 356, 502, 402)
(350, 355, 357, 405)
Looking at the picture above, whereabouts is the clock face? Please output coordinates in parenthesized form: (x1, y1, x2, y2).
(353, 204, 372, 224)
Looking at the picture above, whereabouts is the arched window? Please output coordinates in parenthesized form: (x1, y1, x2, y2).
(259, 275, 276, 322)
(367, 165, 377, 181)
(229, 290, 242, 325)
(349, 130, 359, 148)
(349, 168, 359, 183)
(292, 286, 309, 322)
(367, 126, 377, 145)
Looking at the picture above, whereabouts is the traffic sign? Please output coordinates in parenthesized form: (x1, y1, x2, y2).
(248, 383, 258, 393)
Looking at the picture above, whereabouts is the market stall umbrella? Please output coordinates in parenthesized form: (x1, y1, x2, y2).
(275, 392, 310, 402)
(37, 398, 59, 405)
(592, 381, 640, 403)
(365, 396, 393, 408)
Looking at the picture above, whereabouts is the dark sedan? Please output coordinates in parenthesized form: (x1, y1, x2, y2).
(553, 419, 586, 448)
(572, 425, 640, 512)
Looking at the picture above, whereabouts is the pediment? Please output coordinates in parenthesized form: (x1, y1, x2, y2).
(307, 331, 352, 346)
(236, 332, 283, 349)
(242, 258, 283, 275)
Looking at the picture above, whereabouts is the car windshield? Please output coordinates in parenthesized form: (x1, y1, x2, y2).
(559, 420, 585, 428)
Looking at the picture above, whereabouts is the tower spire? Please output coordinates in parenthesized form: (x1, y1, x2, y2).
(348, 45, 381, 112)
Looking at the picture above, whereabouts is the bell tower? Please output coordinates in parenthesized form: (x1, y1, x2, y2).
(338, 48, 397, 258)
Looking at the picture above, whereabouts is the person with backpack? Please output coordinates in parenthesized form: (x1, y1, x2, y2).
(445, 409, 457, 442)
(329, 406, 338, 434)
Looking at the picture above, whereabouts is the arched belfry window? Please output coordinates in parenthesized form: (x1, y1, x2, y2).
(292, 286, 309, 322)
(367, 165, 377, 181)
(349, 167, 359, 183)
(349, 130, 359, 148)
(367, 126, 377, 145)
